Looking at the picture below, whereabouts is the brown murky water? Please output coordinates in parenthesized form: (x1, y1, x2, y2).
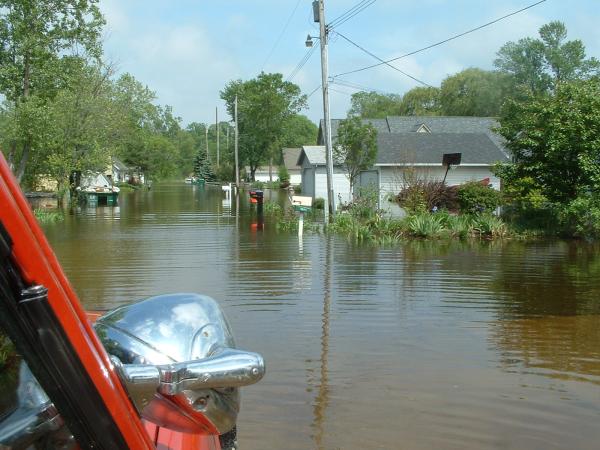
(43, 183, 600, 450)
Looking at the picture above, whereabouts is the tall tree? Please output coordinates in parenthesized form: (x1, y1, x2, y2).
(440, 68, 511, 116)
(399, 86, 441, 116)
(493, 79, 600, 205)
(0, 0, 105, 182)
(280, 114, 318, 148)
(494, 21, 600, 95)
(220, 72, 307, 180)
(348, 91, 403, 118)
(334, 116, 378, 194)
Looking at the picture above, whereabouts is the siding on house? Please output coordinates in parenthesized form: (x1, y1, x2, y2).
(379, 166, 501, 200)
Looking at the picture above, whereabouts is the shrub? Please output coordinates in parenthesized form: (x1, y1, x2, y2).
(340, 188, 380, 219)
(34, 209, 64, 224)
(406, 213, 444, 238)
(457, 181, 501, 214)
(558, 195, 600, 238)
(397, 180, 458, 213)
(278, 165, 290, 183)
(472, 213, 508, 238)
(313, 197, 325, 209)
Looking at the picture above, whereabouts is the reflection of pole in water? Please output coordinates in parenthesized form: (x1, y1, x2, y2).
(313, 235, 331, 449)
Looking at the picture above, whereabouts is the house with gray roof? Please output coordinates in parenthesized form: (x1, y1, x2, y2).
(297, 146, 351, 204)
(309, 116, 509, 212)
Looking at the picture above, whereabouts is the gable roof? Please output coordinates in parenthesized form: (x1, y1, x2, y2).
(282, 148, 302, 170)
(319, 115, 507, 156)
(376, 133, 509, 166)
(297, 145, 345, 166)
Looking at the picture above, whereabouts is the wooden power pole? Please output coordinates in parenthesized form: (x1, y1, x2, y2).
(234, 95, 240, 187)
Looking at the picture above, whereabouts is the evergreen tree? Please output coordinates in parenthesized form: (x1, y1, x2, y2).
(193, 149, 215, 181)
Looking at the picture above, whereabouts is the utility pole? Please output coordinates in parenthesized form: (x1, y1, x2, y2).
(216, 107, 220, 168)
(205, 126, 210, 161)
(316, 0, 336, 220)
(234, 95, 240, 188)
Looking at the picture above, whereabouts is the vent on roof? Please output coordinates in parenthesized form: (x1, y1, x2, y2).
(415, 123, 431, 133)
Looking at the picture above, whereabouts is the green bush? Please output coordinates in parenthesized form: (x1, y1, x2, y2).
(558, 195, 600, 238)
(472, 213, 508, 238)
(406, 213, 444, 238)
(397, 180, 458, 214)
(313, 197, 325, 209)
(457, 182, 501, 214)
(34, 209, 64, 224)
(278, 165, 290, 184)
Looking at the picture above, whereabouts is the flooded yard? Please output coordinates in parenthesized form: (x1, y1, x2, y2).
(43, 183, 600, 450)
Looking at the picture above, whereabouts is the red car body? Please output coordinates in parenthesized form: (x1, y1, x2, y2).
(0, 154, 221, 449)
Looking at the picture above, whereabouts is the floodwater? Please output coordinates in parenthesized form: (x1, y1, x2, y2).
(43, 183, 600, 450)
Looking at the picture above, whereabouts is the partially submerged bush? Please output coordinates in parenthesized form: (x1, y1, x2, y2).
(457, 181, 501, 214)
(34, 209, 64, 224)
(558, 195, 600, 239)
(397, 180, 458, 213)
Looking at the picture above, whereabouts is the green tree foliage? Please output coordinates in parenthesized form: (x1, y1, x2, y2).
(0, 0, 105, 182)
(220, 72, 307, 180)
(456, 181, 502, 214)
(494, 21, 600, 95)
(440, 68, 511, 116)
(494, 80, 600, 205)
(399, 86, 441, 116)
(193, 148, 215, 181)
(281, 114, 318, 147)
(348, 91, 402, 118)
(334, 116, 378, 193)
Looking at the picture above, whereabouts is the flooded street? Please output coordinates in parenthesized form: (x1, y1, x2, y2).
(43, 183, 600, 450)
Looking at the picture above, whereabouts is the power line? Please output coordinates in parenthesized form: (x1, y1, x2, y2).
(332, 30, 432, 87)
(287, 45, 317, 81)
(307, 85, 322, 98)
(329, 87, 355, 97)
(331, 78, 388, 95)
(329, 0, 377, 30)
(333, 0, 547, 78)
(260, 0, 302, 72)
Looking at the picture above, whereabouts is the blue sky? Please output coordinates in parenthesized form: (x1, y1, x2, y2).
(100, 0, 600, 127)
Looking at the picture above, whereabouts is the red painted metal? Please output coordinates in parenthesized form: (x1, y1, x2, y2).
(0, 154, 221, 450)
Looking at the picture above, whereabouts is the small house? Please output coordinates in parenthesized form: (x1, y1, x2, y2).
(297, 146, 352, 205)
(282, 148, 302, 185)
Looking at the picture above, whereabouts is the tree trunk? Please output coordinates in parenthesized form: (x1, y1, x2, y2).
(251, 166, 257, 182)
(16, 55, 32, 183)
(269, 157, 273, 183)
(15, 142, 30, 183)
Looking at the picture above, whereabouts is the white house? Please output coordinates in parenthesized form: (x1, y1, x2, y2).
(297, 146, 352, 206)
(310, 116, 510, 212)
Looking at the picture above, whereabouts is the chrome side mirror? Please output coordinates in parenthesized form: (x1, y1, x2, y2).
(94, 293, 265, 434)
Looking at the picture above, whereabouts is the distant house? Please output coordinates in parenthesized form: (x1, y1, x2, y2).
(246, 166, 278, 183)
(297, 146, 352, 204)
(108, 157, 145, 185)
(309, 116, 510, 211)
(282, 148, 302, 185)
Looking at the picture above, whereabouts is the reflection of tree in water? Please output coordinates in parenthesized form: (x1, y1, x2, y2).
(491, 241, 600, 318)
(488, 241, 600, 384)
(490, 315, 600, 385)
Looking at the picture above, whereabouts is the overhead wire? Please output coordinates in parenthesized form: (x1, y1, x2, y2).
(333, 0, 548, 78)
(332, 30, 432, 87)
(287, 45, 317, 81)
(328, 0, 377, 30)
(260, 0, 303, 72)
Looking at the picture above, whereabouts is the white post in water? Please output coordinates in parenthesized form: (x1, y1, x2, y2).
(298, 212, 304, 238)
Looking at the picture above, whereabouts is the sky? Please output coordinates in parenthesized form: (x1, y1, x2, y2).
(99, 0, 600, 127)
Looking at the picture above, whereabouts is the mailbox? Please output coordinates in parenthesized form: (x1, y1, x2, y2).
(249, 190, 264, 204)
(292, 196, 312, 213)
